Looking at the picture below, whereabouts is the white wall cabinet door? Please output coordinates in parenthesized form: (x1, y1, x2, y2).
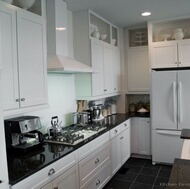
(138, 118, 151, 155)
(127, 46, 150, 93)
(178, 40, 190, 67)
(17, 11, 47, 108)
(0, 6, 19, 110)
(112, 46, 121, 93)
(91, 40, 104, 96)
(103, 43, 113, 94)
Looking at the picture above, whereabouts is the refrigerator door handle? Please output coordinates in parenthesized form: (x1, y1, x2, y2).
(178, 81, 182, 124)
(156, 129, 181, 136)
(173, 82, 177, 123)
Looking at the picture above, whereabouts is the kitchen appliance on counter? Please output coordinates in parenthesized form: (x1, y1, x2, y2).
(45, 122, 107, 146)
(151, 70, 189, 164)
(4, 116, 44, 153)
(72, 111, 91, 126)
(91, 104, 104, 121)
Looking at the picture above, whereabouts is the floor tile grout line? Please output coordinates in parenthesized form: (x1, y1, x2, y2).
(129, 159, 148, 188)
(151, 165, 162, 189)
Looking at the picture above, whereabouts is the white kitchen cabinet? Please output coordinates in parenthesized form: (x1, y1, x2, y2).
(131, 118, 151, 155)
(148, 17, 190, 68)
(151, 40, 190, 68)
(74, 10, 121, 100)
(41, 165, 79, 189)
(112, 46, 121, 92)
(0, 4, 47, 114)
(110, 120, 130, 176)
(11, 151, 78, 189)
(78, 142, 110, 187)
(127, 46, 150, 93)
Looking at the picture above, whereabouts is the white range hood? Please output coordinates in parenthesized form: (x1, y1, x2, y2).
(46, 0, 94, 73)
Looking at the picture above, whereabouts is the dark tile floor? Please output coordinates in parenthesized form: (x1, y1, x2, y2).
(103, 157, 172, 189)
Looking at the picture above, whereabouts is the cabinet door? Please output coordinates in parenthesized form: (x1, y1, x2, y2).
(120, 125, 130, 164)
(53, 165, 79, 189)
(0, 6, 19, 110)
(103, 43, 113, 94)
(130, 118, 139, 154)
(110, 135, 121, 176)
(151, 41, 178, 68)
(178, 40, 190, 67)
(17, 11, 47, 107)
(127, 47, 150, 92)
(112, 47, 121, 92)
(138, 118, 150, 155)
(91, 40, 104, 96)
(41, 182, 52, 189)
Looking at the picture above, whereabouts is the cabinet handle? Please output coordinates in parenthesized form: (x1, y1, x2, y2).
(115, 129, 118, 133)
(48, 168, 55, 176)
(95, 158, 99, 164)
(16, 98, 20, 102)
(21, 98, 25, 101)
(96, 179, 101, 185)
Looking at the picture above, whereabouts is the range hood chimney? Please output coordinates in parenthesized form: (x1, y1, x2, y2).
(46, 0, 94, 73)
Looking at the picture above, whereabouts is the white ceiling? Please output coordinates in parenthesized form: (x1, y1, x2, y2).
(66, 0, 190, 28)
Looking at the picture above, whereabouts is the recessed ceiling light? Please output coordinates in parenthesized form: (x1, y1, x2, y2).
(141, 12, 151, 16)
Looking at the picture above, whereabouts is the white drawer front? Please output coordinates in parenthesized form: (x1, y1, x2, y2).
(11, 151, 78, 189)
(77, 132, 109, 161)
(110, 125, 121, 139)
(79, 142, 110, 186)
(120, 119, 130, 133)
(80, 161, 111, 189)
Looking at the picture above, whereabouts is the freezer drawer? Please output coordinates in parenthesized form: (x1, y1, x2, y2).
(152, 129, 183, 164)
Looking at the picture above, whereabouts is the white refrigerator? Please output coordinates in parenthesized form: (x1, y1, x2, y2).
(151, 70, 190, 164)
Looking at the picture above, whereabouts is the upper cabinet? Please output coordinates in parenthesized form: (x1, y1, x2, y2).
(148, 17, 190, 68)
(73, 10, 121, 100)
(126, 27, 150, 94)
(0, 1, 48, 115)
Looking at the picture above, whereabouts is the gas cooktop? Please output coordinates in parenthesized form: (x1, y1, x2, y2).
(44, 123, 107, 146)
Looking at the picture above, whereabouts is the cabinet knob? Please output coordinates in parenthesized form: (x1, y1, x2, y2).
(115, 129, 118, 133)
(21, 98, 25, 101)
(124, 123, 127, 127)
(95, 158, 99, 164)
(0, 180, 4, 184)
(54, 187, 58, 189)
(16, 98, 20, 102)
(48, 168, 55, 176)
(114, 88, 116, 90)
(96, 179, 101, 185)
(120, 136, 124, 139)
(104, 89, 107, 92)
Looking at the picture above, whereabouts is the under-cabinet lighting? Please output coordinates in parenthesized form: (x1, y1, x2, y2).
(141, 12, 151, 16)
(56, 27, 66, 31)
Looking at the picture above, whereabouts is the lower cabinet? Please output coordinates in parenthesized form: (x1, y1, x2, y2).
(41, 165, 79, 189)
(110, 120, 131, 176)
(131, 117, 151, 155)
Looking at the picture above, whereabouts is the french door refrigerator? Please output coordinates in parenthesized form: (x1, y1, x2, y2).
(151, 69, 190, 164)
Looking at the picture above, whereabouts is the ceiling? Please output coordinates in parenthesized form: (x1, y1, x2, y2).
(66, 0, 190, 28)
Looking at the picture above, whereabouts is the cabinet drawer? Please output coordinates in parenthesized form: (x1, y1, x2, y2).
(77, 132, 109, 161)
(11, 151, 78, 189)
(79, 142, 110, 187)
(120, 119, 130, 133)
(110, 125, 121, 139)
(80, 161, 111, 189)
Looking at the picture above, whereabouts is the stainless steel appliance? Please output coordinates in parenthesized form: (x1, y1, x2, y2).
(91, 104, 104, 121)
(45, 122, 107, 146)
(4, 116, 44, 153)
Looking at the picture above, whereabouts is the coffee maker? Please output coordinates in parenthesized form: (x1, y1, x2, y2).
(4, 116, 44, 153)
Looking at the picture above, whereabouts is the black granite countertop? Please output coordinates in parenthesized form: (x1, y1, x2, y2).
(180, 129, 190, 139)
(7, 113, 150, 185)
(167, 158, 190, 189)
